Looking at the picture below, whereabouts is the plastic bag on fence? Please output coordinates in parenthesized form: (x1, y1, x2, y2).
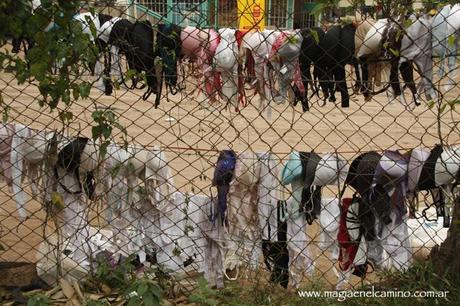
(36, 234, 89, 286)
(36, 227, 119, 286)
(408, 215, 449, 251)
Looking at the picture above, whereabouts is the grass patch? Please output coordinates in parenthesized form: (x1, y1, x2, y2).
(187, 262, 460, 305)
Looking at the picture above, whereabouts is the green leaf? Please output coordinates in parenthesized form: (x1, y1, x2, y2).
(148, 283, 162, 299)
(51, 192, 64, 210)
(427, 100, 436, 109)
(447, 99, 460, 110)
(102, 126, 112, 138)
(0, 242, 5, 252)
(79, 82, 91, 98)
(142, 292, 159, 306)
(27, 294, 51, 306)
(389, 48, 400, 57)
(310, 29, 319, 44)
(126, 296, 140, 306)
(92, 126, 102, 140)
(448, 34, 456, 47)
(125, 69, 137, 80)
(404, 19, 413, 29)
(2, 105, 10, 123)
(100, 141, 109, 158)
(310, 3, 325, 17)
(92, 110, 103, 121)
(59, 110, 73, 122)
(440, 104, 447, 114)
(137, 282, 148, 296)
(172, 245, 181, 257)
(30, 61, 48, 82)
(72, 86, 80, 100)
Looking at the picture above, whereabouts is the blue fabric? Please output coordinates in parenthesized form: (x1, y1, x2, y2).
(281, 151, 302, 185)
(212, 150, 237, 222)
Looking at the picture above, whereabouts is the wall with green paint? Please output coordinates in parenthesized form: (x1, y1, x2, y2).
(131, 0, 297, 29)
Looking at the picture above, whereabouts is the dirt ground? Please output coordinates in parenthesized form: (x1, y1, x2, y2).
(0, 57, 459, 289)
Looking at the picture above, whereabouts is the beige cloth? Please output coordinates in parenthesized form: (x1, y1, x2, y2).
(225, 152, 280, 273)
(355, 19, 389, 89)
(0, 123, 14, 188)
(226, 152, 261, 269)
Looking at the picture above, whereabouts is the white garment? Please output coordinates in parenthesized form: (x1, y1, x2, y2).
(10, 124, 60, 219)
(98, 17, 122, 43)
(94, 16, 123, 92)
(74, 12, 101, 42)
(240, 32, 278, 120)
(336, 210, 412, 289)
(285, 180, 314, 288)
(214, 28, 239, 109)
(336, 235, 369, 290)
(318, 197, 340, 259)
(51, 168, 95, 266)
(368, 212, 412, 271)
(257, 152, 279, 241)
(134, 189, 226, 288)
(10, 124, 31, 219)
(185, 193, 226, 288)
(225, 152, 280, 272)
(94, 45, 122, 93)
(32, 0, 42, 11)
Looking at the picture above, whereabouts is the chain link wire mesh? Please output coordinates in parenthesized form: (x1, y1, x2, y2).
(0, 0, 459, 297)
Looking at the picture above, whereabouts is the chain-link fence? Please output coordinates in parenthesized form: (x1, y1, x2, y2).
(0, 0, 459, 300)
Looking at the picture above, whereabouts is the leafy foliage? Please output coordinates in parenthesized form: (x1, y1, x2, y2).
(91, 108, 128, 157)
(1, 1, 96, 108)
(86, 255, 165, 305)
(186, 264, 459, 306)
(85, 298, 111, 305)
(124, 278, 163, 306)
(27, 294, 51, 306)
(91, 254, 136, 290)
(0, 0, 126, 148)
(188, 277, 221, 306)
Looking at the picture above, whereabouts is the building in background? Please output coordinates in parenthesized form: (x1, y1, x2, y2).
(124, 0, 428, 29)
(129, 0, 295, 29)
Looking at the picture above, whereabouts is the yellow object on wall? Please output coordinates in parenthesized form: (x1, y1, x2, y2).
(237, 0, 265, 31)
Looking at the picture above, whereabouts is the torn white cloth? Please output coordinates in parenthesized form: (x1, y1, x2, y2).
(98, 17, 122, 44)
(408, 214, 448, 250)
(318, 197, 340, 259)
(336, 210, 412, 289)
(36, 226, 119, 286)
(225, 152, 280, 272)
(10, 124, 58, 219)
(284, 179, 315, 288)
(214, 28, 239, 109)
(183, 193, 226, 288)
(257, 152, 280, 242)
(131, 187, 226, 287)
(0, 123, 14, 190)
(367, 212, 412, 271)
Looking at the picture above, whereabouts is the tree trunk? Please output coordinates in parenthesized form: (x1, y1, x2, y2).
(429, 196, 460, 278)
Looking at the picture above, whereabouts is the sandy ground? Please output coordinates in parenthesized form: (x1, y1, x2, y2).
(0, 54, 459, 289)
